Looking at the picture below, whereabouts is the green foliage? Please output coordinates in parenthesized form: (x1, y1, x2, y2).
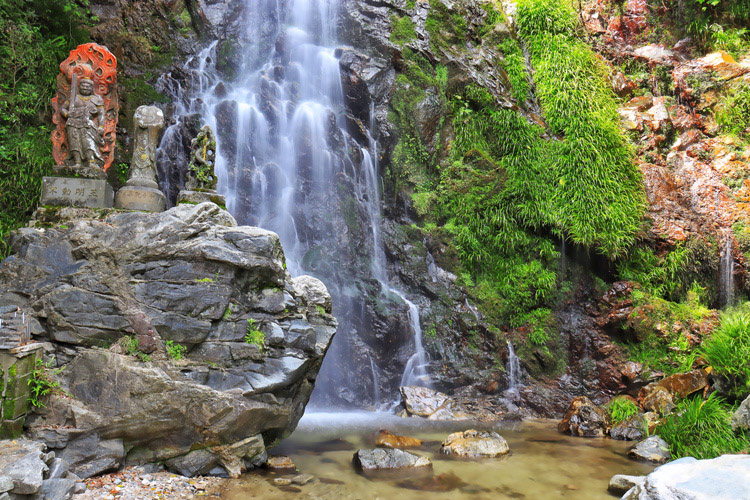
(617, 245, 690, 299)
(606, 397, 640, 425)
(245, 319, 266, 352)
(28, 357, 63, 408)
(680, 0, 750, 49)
(623, 287, 712, 376)
(716, 83, 750, 139)
(658, 393, 749, 459)
(498, 37, 531, 103)
(123, 335, 150, 362)
(426, 0, 467, 52)
(165, 340, 187, 361)
(701, 307, 750, 397)
(515, 0, 577, 39)
(0, 0, 92, 257)
(390, 15, 416, 46)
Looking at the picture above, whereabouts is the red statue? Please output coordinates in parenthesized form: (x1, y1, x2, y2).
(51, 43, 118, 177)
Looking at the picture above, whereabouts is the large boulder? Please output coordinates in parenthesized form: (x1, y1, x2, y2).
(399, 386, 472, 420)
(0, 440, 47, 494)
(0, 203, 337, 477)
(353, 449, 431, 470)
(622, 455, 750, 499)
(440, 430, 509, 458)
(731, 395, 750, 432)
(558, 397, 611, 437)
(610, 414, 647, 441)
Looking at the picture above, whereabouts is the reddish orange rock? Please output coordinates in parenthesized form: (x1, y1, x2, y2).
(375, 429, 423, 449)
(266, 455, 296, 470)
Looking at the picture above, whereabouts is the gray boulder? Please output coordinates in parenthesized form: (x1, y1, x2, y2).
(353, 449, 431, 470)
(627, 436, 671, 464)
(622, 455, 750, 499)
(610, 415, 646, 441)
(1, 203, 337, 477)
(731, 395, 750, 432)
(0, 440, 47, 495)
(609, 474, 644, 495)
(34, 478, 76, 500)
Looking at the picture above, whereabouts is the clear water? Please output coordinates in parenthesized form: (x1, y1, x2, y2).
(222, 412, 653, 499)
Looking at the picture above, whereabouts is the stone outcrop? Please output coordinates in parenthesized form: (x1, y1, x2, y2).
(609, 474, 644, 495)
(622, 455, 750, 500)
(0, 438, 84, 498)
(0, 202, 336, 478)
(558, 397, 611, 437)
(731, 395, 750, 432)
(610, 414, 647, 442)
(353, 448, 431, 471)
(439, 430, 509, 458)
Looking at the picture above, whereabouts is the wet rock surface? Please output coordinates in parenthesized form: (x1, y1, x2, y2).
(731, 395, 750, 432)
(622, 455, 750, 500)
(0, 203, 336, 477)
(627, 436, 671, 464)
(439, 430, 509, 458)
(374, 430, 422, 449)
(608, 474, 644, 495)
(558, 397, 611, 437)
(353, 448, 431, 470)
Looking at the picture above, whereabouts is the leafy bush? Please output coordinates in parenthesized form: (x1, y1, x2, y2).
(716, 83, 750, 139)
(658, 393, 749, 459)
(123, 335, 150, 362)
(701, 308, 750, 397)
(0, 0, 91, 257)
(245, 319, 266, 352)
(28, 357, 63, 408)
(165, 340, 187, 361)
(606, 397, 640, 424)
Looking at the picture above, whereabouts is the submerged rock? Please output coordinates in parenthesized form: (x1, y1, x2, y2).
(375, 430, 422, 449)
(0, 203, 337, 477)
(353, 449, 431, 470)
(558, 397, 611, 437)
(440, 430, 509, 458)
(266, 455, 296, 470)
(627, 436, 671, 464)
(622, 455, 750, 499)
(608, 474, 644, 495)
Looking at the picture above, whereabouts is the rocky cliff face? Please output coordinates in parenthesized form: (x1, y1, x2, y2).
(0, 202, 336, 478)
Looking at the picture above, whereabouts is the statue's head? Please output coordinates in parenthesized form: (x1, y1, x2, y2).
(78, 78, 94, 96)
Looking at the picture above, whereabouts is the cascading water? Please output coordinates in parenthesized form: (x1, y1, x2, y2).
(158, 0, 429, 408)
(505, 340, 521, 393)
(720, 233, 736, 307)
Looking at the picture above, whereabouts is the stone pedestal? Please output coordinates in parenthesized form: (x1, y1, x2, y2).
(115, 185, 166, 212)
(41, 176, 114, 208)
(177, 190, 226, 207)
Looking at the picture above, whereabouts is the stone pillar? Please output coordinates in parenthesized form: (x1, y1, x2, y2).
(115, 106, 167, 212)
(0, 344, 43, 439)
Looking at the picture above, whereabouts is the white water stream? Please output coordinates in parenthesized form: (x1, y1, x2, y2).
(159, 0, 430, 406)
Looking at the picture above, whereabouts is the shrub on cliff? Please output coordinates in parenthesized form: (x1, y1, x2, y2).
(702, 307, 750, 398)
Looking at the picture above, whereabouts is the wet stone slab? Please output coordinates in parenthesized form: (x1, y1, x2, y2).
(41, 177, 114, 209)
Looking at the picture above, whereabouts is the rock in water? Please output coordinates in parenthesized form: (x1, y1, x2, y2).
(400, 386, 449, 417)
(627, 436, 671, 464)
(610, 415, 646, 441)
(558, 397, 611, 437)
(622, 455, 750, 499)
(731, 395, 750, 432)
(353, 449, 431, 470)
(0, 203, 337, 477)
(608, 474, 644, 495)
(375, 430, 422, 449)
(440, 430, 509, 457)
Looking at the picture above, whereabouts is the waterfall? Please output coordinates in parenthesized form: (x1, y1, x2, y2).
(506, 340, 521, 392)
(720, 234, 735, 307)
(158, 0, 429, 407)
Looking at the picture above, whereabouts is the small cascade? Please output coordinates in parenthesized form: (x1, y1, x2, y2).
(506, 340, 522, 392)
(394, 289, 431, 389)
(369, 357, 381, 409)
(720, 234, 736, 307)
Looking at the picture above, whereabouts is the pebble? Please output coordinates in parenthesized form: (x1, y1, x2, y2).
(273, 478, 293, 486)
(75, 466, 223, 499)
(291, 474, 314, 485)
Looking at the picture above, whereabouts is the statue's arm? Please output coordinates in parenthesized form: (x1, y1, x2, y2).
(61, 100, 70, 118)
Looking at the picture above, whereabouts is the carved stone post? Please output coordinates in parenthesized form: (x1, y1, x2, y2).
(115, 106, 167, 212)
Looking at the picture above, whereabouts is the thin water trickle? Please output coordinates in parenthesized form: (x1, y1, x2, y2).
(721, 234, 735, 307)
(506, 340, 521, 391)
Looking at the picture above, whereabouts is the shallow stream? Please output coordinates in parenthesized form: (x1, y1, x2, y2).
(222, 412, 654, 500)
